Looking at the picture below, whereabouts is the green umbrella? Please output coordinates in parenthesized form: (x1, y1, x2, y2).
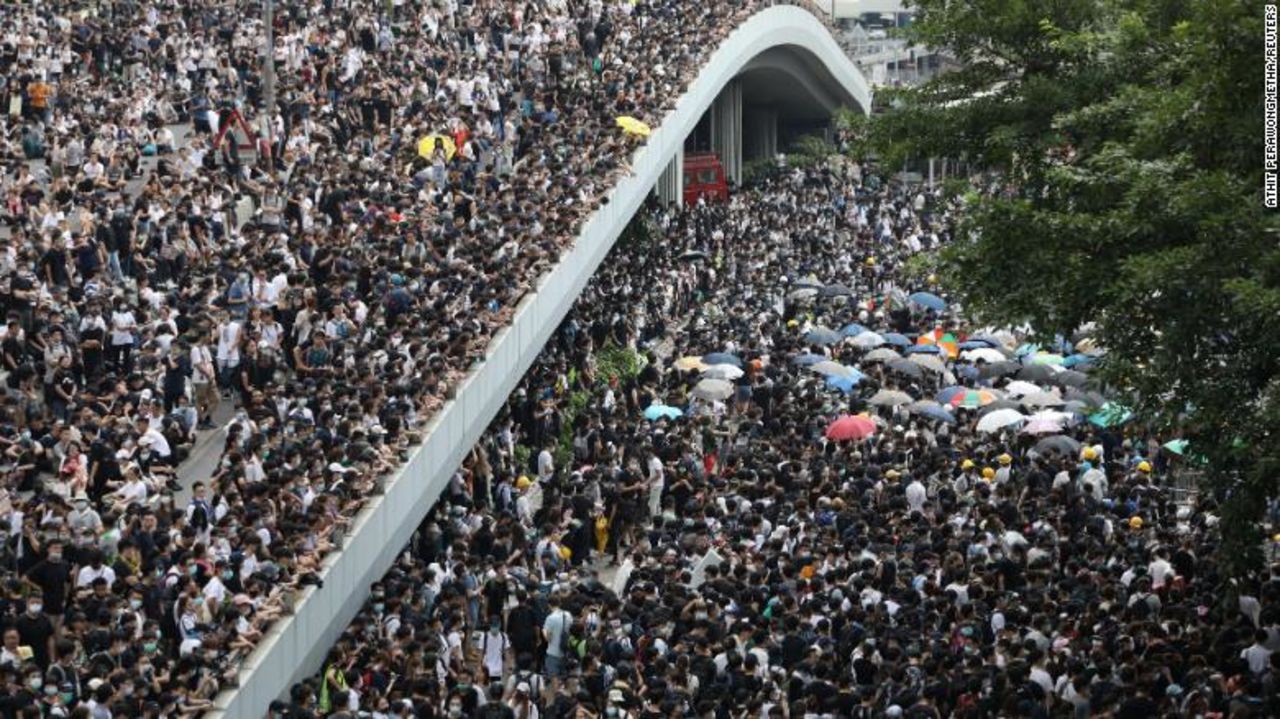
(1163, 439, 1189, 455)
(1088, 402, 1133, 428)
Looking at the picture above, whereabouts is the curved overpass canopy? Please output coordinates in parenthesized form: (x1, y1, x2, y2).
(206, 6, 870, 716)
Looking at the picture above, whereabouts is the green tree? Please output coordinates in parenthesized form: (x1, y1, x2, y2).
(875, 0, 1278, 575)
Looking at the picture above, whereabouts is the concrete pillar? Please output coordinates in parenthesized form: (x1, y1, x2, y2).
(710, 79, 743, 186)
(656, 146, 684, 207)
(744, 107, 778, 164)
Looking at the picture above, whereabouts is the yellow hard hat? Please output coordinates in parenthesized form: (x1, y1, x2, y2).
(1082, 447, 1097, 461)
(865, 256, 876, 267)
(558, 546, 572, 560)
(927, 274, 938, 284)
(787, 319, 799, 328)
(1273, 533, 1280, 543)
(516, 476, 532, 490)
(1128, 516, 1143, 530)
(961, 459, 975, 470)
(997, 453, 1012, 466)
(1137, 461, 1152, 473)
(981, 467, 995, 480)
(885, 469, 901, 480)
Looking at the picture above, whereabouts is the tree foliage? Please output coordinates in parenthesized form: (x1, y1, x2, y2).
(875, 0, 1278, 574)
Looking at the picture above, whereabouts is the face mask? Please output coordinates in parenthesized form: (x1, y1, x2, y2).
(28, 678, 42, 690)
(188, 565, 198, 576)
(448, 706, 462, 718)
(143, 642, 158, 654)
(130, 599, 143, 610)
(373, 603, 384, 613)
(223, 570, 235, 580)
(607, 709, 619, 718)
(28, 604, 41, 615)
(60, 692, 74, 704)
(48, 552, 62, 562)
(43, 685, 57, 697)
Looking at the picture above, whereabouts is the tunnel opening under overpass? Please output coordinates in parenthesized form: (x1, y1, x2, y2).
(659, 42, 868, 203)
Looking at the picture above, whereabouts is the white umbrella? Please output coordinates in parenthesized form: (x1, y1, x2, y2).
(1028, 410, 1073, 425)
(976, 408, 1027, 433)
(849, 332, 886, 349)
(961, 348, 1007, 364)
(864, 347, 901, 362)
(908, 354, 947, 374)
(1003, 380, 1043, 397)
(701, 364, 744, 380)
(810, 360, 857, 378)
(692, 378, 734, 401)
(1020, 391, 1065, 408)
(869, 389, 914, 407)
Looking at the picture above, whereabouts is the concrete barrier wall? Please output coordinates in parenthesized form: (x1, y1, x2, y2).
(206, 7, 870, 716)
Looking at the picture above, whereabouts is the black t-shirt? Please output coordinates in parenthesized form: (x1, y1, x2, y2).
(25, 559, 71, 614)
(14, 611, 55, 666)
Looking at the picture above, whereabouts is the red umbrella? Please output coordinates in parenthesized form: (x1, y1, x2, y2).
(825, 414, 877, 441)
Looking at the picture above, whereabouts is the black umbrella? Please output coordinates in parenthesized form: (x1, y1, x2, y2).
(887, 358, 925, 379)
(821, 284, 855, 298)
(681, 250, 708, 261)
(1015, 364, 1055, 383)
(1033, 435, 1082, 456)
(1047, 369, 1089, 388)
(976, 399, 1024, 417)
(979, 361, 1021, 379)
(1063, 387, 1107, 408)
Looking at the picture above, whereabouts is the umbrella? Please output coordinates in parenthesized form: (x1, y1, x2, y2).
(810, 360, 858, 378)
(961, 348, 1007, 364)
(905, 344, 943, 355)
(821, 284, 855, 298)
(959, 339, 997, 350)
(1016, 364, 1056, 383)
(864, 347, 902, 362)
(692, 379, 734, 401)
(805, 327, 843, 346)
(1028, 410, 1074, 425)
(417, 134, 457, 160)
(674, 356, 707, 372)
(702, 353, 742, 368)
(977, 399, 1024, 416)
(788, 288, 820, 302)
(825, 414, 877, 441)
(643, 404, 683, 421)
(1047, 369, 1089, 388)
(945, 389, 1001, 409)
(1004, 381, 1044, 397)
(1020, 391, 1065, 408)
(849, 332, 887, 349)
(1015, 343, 1041, 358)
(1063, 388, 1107, 408)
(1027, 352, 1066, 366)
(1163, 439, 1190, 455)
(979, 361, 1022, 379)
(869, 389, 914, 407)
(882, 333, 912, 347)
(1034, 435, 1082, 456)
(841, 323, 870, 337)
(908, 354, 948, 374)
(908, 291, 947, 312)
(702, 364, 744, 381)
(1062, 353, 1098, 369)
(887, 358, 925, 379)
(908, 400, 956, 424)
(680, 250, 708, 261)
(976, 408, 1027, 433)
(794, 275, 825, 289)
(791, 353, 827, 366)
(973, 331, 1017, 349)
(615, 115, 652, 136)
(1089, 402, 1132, 428)
(1021, 419, 1064, 435)
(825, 374, 863, 393)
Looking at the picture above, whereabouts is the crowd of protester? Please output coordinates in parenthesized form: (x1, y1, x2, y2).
(287, 158, 1280, 719)
(0, 0, 847, 716)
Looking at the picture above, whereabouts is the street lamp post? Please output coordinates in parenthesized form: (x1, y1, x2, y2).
(262, 0, 276, 164)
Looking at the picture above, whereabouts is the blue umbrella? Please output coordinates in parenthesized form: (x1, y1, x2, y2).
(805, 327, 843, 346)
(1014, 343, 1040, 358)
(883, 333, 912, 347)
(959, 339, 996, 350)
(825, 372, 865, 393)
(841, 323, 870, 337)
(643, 404, 683, 421)
(935, 387, 968, 404)
(905, 344, 942, 355)
(908, 292, 947, 312)
(791, 353, 827, 366)
(955, 365, 981, 381)
(702, 352, 742, 368)
(1061, 353, 1097, 369)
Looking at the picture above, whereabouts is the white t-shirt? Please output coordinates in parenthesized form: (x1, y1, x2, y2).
(110, 310, 136, 346)
(482, 629, 508, 677)
(76, 564, 117, 588)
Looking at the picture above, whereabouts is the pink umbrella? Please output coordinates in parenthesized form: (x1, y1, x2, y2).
(1021, 419, 1064, 435)
(825, 414, 877, 441)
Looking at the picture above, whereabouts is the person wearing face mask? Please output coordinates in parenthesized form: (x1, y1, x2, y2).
(15, 596, 55, 669)
(24, 539, 71, 631)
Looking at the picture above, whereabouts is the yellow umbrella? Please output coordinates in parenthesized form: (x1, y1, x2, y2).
(417, 135, 456, 161)
(615, 116, 652, 137)
(674, 356, 707, 372)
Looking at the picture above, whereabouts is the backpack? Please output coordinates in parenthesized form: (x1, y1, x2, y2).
(515, 669, 541, 703)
